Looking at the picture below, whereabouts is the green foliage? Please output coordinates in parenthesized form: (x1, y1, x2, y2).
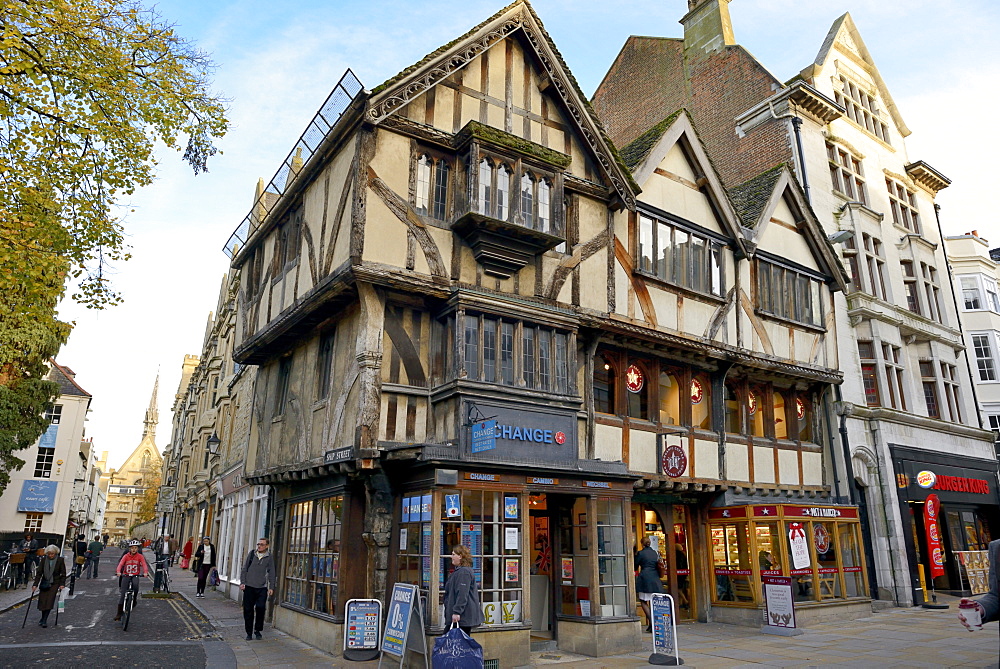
(0, 0, 229, 492)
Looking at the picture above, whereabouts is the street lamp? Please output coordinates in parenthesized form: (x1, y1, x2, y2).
(206, 433, 221, 455)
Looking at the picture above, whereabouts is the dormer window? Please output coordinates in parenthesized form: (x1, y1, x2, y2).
(451, 121, 569, 278)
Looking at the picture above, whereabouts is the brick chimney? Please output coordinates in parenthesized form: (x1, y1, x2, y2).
(682, 0, 736, 55)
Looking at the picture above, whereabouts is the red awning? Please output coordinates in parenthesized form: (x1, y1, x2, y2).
(66, 520, 79, 528)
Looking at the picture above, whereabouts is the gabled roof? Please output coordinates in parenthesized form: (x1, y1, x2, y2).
(728, 165, 785, 229)
(47, 359, 91, 398)
(625, 110, 748, 259)
(733, 165, 848, 292)
(806, 12, 909, 138)
(366, 0, 639, 205)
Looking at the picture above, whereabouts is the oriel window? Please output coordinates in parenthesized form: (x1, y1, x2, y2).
(415, 153, 451, 221)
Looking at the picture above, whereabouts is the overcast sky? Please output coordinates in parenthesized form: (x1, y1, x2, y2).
(56, 0, 1000, 469)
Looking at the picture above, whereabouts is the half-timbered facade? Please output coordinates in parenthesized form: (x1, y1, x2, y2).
(224, 1, 865, 662)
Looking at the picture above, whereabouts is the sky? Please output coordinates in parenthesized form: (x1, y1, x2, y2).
(56, 0, 1000, 469)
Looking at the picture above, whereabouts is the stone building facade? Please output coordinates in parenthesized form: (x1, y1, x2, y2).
(592, 0, 996, 607)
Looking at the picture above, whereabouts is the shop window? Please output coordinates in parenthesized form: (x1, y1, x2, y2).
(690, 375, 711, 430)
(838, 524, 865, 597)
(594, 355, 616, 414)
(283, 496, 343, 616)
(754, 523, 784, 577)
(397, 492, 433, 622)
(659, 371, 680, 425)
(439, 490, 523, 626)
(711, 523, 753, 603)
(595, 498, 629, 617)
(556, 497, 593, 616)
(626, 362, 650, 420)
(724, 383, 741, 434)
(749, 386, 766, 438)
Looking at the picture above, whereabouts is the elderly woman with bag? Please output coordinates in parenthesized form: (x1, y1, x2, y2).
(634, 536, 664, 633)
(31, 545, 66, 628)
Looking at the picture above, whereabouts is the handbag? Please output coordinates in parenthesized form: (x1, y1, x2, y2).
(75, 555, 86, 565)
(39, 578, 51, 592)
(432, 623, 484, 669)
(656, 558, 666, 578)
(84, 550, 93, 559)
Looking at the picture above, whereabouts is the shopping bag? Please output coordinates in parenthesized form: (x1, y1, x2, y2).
(432, 624, 484, 669)
(180, 556, 190, 569)
(208, 568, 220, 587)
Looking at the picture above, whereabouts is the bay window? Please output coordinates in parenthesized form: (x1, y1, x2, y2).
(462, 313, 571, 394)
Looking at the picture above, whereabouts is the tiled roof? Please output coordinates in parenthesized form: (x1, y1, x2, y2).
(47, 359, 91, 397)
(727, 165, 786, 228)
(619, 110, 684, 170)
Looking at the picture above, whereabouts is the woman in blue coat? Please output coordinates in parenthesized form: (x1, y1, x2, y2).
(634, 536, 663, 632)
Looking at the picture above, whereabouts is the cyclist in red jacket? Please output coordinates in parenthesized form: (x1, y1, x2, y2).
(115, 540, 148, 621)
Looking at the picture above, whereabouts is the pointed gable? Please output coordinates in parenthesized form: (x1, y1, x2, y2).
(732, 166, 848, 292)
(626, 110, 746, 255)
(366, 0, 638, 207)
(805, 12, 909, 138)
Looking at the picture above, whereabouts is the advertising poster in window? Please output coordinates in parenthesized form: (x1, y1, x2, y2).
(561, 557, 574, 580)
(420, 494, 432, 522)
(445, 494, 460, 518)
(505, 558, 519, 582)
(504, 496, 518, 519)
(421, 525, 431, 589)
(788, 522, 810, 570)
(505, 526, 519, 550)
(462, 522, 483, 585)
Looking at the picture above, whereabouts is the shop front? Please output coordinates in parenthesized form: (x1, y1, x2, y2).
(705, 503, 870, 625)
(891, 445, 1000, 601)
(631, 500, 699, 623)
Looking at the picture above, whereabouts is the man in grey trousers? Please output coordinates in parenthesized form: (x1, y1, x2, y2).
(240, 537, 276, 640)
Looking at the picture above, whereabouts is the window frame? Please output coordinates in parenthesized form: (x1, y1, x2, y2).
(414, 150, 453, 222)
(43, 404, 62, 425)
(755, 257, 825, 328)
(972, 332, 998, 382)
(316, 329, 336, 400)
(637, 209, 726, 299)
(282, 495, 345, 617)
(885, 178, 920, 234)
(826, 143, 867, 205)
(474, 148, 561, 237)
(34, 447, 54, 478)
(274, 356, 293, 417)
(835, 75, 890, 144)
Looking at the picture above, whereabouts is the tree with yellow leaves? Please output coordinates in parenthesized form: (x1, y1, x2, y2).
(0, 0, 228, 494)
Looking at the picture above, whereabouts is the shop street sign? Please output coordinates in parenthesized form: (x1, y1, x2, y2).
(343, 598, 381, 661)
(649, 593, 681, 665)
(380, 583, 427, 666)
(761, 576, 802, 636)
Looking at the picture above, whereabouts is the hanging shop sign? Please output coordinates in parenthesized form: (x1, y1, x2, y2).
(788, 522, 810, 570)
(924, 493, 945, 579)
(660, 444, 687, 478)
(690, 378, 703, 404)
(463, 401, 577, 464)
(625, 365, 644, 393)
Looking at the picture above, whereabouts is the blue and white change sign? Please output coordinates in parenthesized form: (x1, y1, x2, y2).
(650, 593, 682, 664)
(470, 420, 496, 453)
(464, 402, 577, 464)
(380, 582, 428, 663)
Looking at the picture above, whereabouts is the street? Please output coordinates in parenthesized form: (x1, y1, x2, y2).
(0, 554, 228, 668)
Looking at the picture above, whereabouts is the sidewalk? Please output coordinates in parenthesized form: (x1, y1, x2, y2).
(155, 550, 377, 668)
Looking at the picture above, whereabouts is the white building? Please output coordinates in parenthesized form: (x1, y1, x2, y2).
(0, 360, 91, 547)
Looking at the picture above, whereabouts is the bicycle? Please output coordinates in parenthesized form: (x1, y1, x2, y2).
(0, 554, 13, 591)
(153, 556, 171, 594)
(121, 576, 140, 631)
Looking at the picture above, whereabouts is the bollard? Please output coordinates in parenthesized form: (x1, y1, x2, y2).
(68, 570, 76, 596)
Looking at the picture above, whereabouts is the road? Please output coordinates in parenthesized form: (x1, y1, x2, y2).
(0, 558, 232, 668)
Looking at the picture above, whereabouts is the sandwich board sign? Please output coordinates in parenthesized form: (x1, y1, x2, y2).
(344, 598, 382, 661)
(649, 593, 683, 665)
(761, 576, 802, 636)
(379, 583, 428, 668)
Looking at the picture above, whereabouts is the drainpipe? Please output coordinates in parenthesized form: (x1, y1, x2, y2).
(934, 203, 985, 430)
(866, 414, 904, 606)
(834, 387, 854, 505)
(790, 117, 810, 203)
(821, 386, 843, 502)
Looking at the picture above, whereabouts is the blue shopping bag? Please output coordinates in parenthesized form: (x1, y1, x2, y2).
(432, 624, 484, 669)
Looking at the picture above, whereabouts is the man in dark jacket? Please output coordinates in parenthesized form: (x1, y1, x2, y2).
(73, 534, 87, 577)
(239, 538, 276, 640)
(84, 535, 103, 578)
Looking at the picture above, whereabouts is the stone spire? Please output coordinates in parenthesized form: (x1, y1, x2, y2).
(142, 374, 159, 443)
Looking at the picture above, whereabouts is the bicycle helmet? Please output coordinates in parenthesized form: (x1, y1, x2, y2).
(128, 540, 141, 547)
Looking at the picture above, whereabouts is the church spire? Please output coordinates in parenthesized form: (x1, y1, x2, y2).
(142, 373, 159, 443)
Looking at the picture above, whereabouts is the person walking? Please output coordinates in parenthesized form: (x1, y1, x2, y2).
(634, 536, 664, 632)
(443, 545, 483, 636)
(84, 534, 104, 579)
(180, 537, 194, 570)
(958, 538, 999, 633)
(18, 533, 39, 586)
(114, 540, 149, 621)
(31, 545, 66, 628)
(239, 537, 276, 640)
(72, 534, 88, 578)
(102, 533, 109, 548)
(193, 537, 216, 598)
